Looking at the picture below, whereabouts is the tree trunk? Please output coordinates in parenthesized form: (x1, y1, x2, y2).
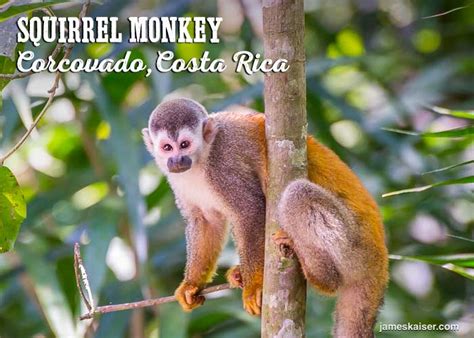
(261, 0, 307, 337)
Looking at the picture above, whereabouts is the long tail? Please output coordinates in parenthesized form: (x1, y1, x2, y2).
(333, 279, 385, 338)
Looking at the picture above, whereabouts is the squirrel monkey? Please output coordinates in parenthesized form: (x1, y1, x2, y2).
(143, 98, 388, 337)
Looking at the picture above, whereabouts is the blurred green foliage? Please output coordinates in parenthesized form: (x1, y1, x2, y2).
(0, 0, 473, 337)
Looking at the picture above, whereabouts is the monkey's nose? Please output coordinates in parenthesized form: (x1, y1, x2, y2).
(167, 155, 192, 173)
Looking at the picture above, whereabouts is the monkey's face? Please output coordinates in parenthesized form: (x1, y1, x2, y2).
(143, 98, 219, 175)
(143, 123, 209, 174)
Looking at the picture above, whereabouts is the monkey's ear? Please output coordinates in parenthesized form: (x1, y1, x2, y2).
(203, 118, 219, 144)
(142, 128, 154, 153)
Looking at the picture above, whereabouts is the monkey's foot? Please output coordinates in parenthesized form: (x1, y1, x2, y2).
(272, 229, 295, 258)
(243, 285, 262, 316)
(226, 265, 243, 289)
(174, 281, 205, 312)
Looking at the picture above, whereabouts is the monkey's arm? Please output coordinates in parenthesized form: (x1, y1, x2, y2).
(205, 124, 267, 315)
(223, 186, 266, 316)
(174, 206, 228, 312)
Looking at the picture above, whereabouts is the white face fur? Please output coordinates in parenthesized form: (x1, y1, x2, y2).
(145, 118, 223, 214)
(149, 123, 206, 174)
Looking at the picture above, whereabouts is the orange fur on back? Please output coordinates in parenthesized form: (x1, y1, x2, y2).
(306, 137, 385, 244)
(252, 113, 385, 246)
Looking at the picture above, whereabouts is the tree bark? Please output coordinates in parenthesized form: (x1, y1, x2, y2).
(261, 0, 307, 337)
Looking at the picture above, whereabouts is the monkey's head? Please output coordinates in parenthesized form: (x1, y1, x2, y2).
(142, 98, 219, 174)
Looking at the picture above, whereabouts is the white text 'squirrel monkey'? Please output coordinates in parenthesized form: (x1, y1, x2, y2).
(16, 16, 222, 47)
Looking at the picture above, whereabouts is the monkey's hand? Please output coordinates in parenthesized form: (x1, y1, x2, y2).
(227, 265, 262, 315)
(174, 281, 205, 312)
(226, 265, 243, 288)
(243, 283, 263, 316)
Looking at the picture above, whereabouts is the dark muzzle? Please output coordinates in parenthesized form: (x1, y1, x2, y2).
(167, 155, 192, 173)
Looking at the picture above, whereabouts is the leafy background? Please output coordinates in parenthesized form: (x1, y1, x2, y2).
(0, 0, 473, 337)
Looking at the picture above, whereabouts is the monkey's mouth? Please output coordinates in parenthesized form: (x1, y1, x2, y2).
(168, 165, 191, 173)
(167, 155, 192, 173)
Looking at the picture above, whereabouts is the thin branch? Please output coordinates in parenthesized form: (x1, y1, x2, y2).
(74, 243, 94, 312)
(0, 42, 64, 80)
(41, 7, 56, 17)
(74, 242, 231, 320)
(0, 70, 35, 80)
(0, 72, 60, 165)
(422, 5, 470, 19)
(0, 0, 91, 165)
(77, 0, 91, 19)
(79, 283, 231, 320)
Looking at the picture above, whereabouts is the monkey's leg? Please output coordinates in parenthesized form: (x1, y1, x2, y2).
(175, 210, 228, 312)
(231, 210, 266, 316)
(278, 179, 386, 337)
(273, 228, 341, 295)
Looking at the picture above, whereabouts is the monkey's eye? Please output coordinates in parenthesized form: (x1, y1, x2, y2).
(162, 144, 173, 152)
(180, 140, 190, 149)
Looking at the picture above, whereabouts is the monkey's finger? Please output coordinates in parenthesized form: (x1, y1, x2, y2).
(246, 300, 260, 316)
(233, 272, 242, 284)
(244, 302, 254, 316)
(176, 295, 193, 312)
(184, 288, 198, 305)
(231, 273, 243, 288)
(244, 296, 261, 316)
(195, 294, 205, 306)
(256, 289, 262, 307)
(252, 298, 262, 316)
(272, 229, 294, 248)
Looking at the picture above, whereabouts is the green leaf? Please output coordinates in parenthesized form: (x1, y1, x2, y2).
(390, 254, 474, 280)
(381, 127, 418, 136)
(0, 54, 15, 85)
(422, 126, 474, 138)
(0, 55, 15, 111)
(383, 126, 474, 138)
(0, 1, 70, 22)
(396, 254, 474, 267)
(0, 166, 26, 253)
(382, 176, 474, 197)
(0, 42, 24, 111)
(447, 234, 474, 243)
(428, 106, 474, 120)
(421, 160, 474, 175)
(444, 264, 474, 280)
